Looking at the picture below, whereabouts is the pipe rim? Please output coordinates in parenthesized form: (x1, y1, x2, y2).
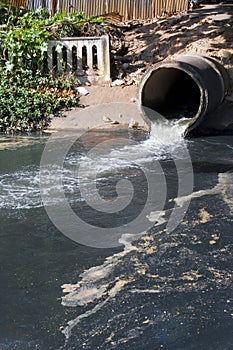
(137, 60, 209, 134)
(173, 54, 229, 98)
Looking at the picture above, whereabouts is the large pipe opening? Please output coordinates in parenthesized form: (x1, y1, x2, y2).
(142, 68, 201, 120)
(138, 55, 231, 135)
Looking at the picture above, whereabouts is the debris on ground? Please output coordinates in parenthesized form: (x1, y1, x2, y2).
(76, 87, 89, 95)
(103, 116, 113, 123)
(102, 116, 119, 124)
(111, 79, 125, 87)
(128, 118, 139, 129)
(110, 4, 233, 85)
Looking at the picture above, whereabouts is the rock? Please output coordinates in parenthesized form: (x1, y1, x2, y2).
(103, 116, 112, 123)
(130, 97, 136, 103)
(76, 87, 89, 96)
(116, 73, 124, 79)
(130, 68, 144, 77)
(111, 79, 125, 87)
(128, 118, 139, 129)
(220, 50, 232, 61)
(126, 79, 135, 85)
(103, 116, 120, 125)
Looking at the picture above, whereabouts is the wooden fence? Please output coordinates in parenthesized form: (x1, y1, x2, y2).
(10, 0, 188, 20)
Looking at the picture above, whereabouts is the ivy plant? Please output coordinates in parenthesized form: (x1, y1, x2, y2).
(0, 67, 78, 133)
(0, 6, 108, 133)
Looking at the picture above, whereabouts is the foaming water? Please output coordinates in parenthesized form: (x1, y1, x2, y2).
(1, 122, 189, 211)
(148, 118, 190, 144)
(69, 120, 189, 176)
(60, 120, 193, 339)
(0, 168, 42, 210)
(1, 128, 233, 349)
(0, 166, 86, 210)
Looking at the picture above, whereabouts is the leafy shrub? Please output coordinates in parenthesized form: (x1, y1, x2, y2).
(0, 7, 106, 71)
(0, 67, 79, 133)
(0, 7, 118, 133)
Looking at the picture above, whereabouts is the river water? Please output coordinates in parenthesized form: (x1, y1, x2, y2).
(0, 127, 232, 350)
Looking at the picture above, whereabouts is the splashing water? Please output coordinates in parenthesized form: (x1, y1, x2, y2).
(70, 118, 190, 177)
(148, 118, 191, 145)
(1, 117, 233, 350)
(0, 118, 190, 211)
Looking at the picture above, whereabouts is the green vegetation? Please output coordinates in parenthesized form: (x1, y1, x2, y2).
(0, 67, 78, 132)
(0, 4, 106, 133)
(0, 6, 106, 71)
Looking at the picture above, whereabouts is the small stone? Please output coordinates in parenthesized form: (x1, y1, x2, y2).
(111, 79, 125, 87)
(128, 118, 139, 129)
(103, 116, 112, 123)
(76, 87, 89, 95)
(116, 73, 124, 79)
(221, 50, 232, 59)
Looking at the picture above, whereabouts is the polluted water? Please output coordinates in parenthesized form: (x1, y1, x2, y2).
(0, 116, 232, 350)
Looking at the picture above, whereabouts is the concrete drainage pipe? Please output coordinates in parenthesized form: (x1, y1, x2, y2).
(137, 54, 231, 135)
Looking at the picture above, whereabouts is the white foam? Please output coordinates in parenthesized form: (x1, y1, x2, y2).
(1, 120, 188, 210)
(0, 166, 84, 210)
(68, 119, 189, 182)
(61, 233, 138, 339)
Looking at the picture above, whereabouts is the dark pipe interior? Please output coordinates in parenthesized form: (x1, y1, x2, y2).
(142, 68, 201, 120)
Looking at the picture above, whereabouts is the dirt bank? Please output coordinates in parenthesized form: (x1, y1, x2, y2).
(120, 3, 233, 83)
(48, 3, 233, 132)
